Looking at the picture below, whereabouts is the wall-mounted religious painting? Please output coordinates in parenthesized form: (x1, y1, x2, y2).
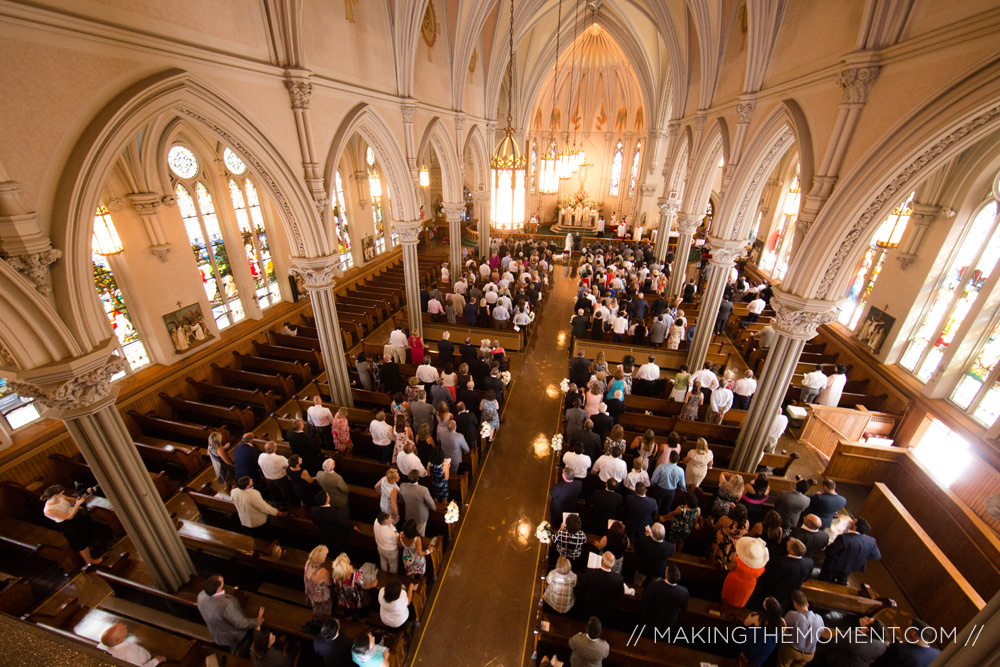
(164, 303, 213, 354)
(595, 103, 607, 131)
(748, 238, 765, 266)
(635, 106, 644, 131)
(614, 107, 628, 132)
(534, 108, 543, 132)
(361, 235, 377, 262)
(422, 0, 441, 61)
(856, 306, 895, 355)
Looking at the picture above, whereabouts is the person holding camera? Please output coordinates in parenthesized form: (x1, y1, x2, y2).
(41, 484, 104, 566)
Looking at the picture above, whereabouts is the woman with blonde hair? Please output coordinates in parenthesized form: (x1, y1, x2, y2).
(331, 408, 352, 456)
(684, 437, 714, 489)
(542, 556, 578, 614)
(330, 552, 377, 618)
(207, 431, 234, 489)
(303, 544, 332, 618)
(629, 429, 658, 471)
(712, 472, 745, 519)
(374, 469, 400, 522)
(590, 350, 608, 377)
(583, 381, 603, 417)
(606, 367, 627, 401)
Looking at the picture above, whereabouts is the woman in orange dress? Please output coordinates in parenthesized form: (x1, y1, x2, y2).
(721, 536, 770, 612)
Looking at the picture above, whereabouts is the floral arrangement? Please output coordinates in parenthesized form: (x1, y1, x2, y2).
(561, 190, 599, 210)
(481, 422, 493, 439)
(444, 500, 460, 524)
(536, 521, 553, 544)
(551, 433, 563, 452)
(501, 371, 511, 385)
(559, 378, 570, 393)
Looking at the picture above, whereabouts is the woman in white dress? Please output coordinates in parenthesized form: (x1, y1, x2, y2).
(683, 437, 714, 489)
(817, 364, 848, 407)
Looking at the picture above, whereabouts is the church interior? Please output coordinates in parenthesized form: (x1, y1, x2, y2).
(1, 0, 1000, 665)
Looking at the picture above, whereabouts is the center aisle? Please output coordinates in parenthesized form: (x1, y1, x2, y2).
(410, 263, 577, 666)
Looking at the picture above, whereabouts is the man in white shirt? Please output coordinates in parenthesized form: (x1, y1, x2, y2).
(562, 442, 592, 479)
(732, 369, 757, 410)
(800, 364, 828, 404)
(764, 410, 790, 457)
(306, 395, 334, 449)
(707, 377, 734, 425)
(257, 440, 292, 508)
(492, 303, 510, 329)
(633, 355, 661, 397)
(591, 451, 627, 483)
(388, 325, 409, 363)
(747, 295, 767, 321)
(415, 358, 440, 385)
(370, 411, 395, 464)
(231, 476, 279, 533)
(373, 511, 400, 573)
(690, 362, 719, 403)
(396, 441, 427, 478)
(612, 313, 629, 342)
(453, 276, 467, 295)
(99, 623, 165, 666)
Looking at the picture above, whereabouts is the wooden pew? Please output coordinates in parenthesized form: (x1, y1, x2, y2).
(128, 410, 232, 447)
(0, 515, 80, 573)
(0, 479, 124, 535)
(133, 435, 206, 477)
(212, 364, 296, 398)
(186, 378, 278, 415)
(0, 576, 35, 617)
(252, 341, 324, 372)
(160, 393, 257, 432)
(233, 352, 312, 385)
(49, 452, 175, 503)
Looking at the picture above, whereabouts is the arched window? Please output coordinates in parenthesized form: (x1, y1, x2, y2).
(839, 192, 914, 329)
(760, 169, 800, 279)
(530, 140, 538, 194)
(367, 146, 386, 255)
(332, 171, 353, 270)
(609, 140, 624, 196)
(93, 207, 149, 373)
(628, 142, 642, 197)
(900, 192, 1000, 383)
(224, 148, 281, 310)
(169, 145, 245, 330)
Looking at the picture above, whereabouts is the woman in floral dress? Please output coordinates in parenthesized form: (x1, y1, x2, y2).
(399, 520, 436, 578)
(303, 545, 333, 618)
(330, 552, 376, 618)
(680, 380, 703, 420)
(480, 389, 500, 439)
(391, 414, 413, 465)
(427, 444, 449, 502)
(331, 408, 352, 456)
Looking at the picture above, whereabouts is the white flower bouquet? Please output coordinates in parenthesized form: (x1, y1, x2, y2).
(501, 371, 512, 385)
(559, 378, 570, 393)
(551, 433, 563, 452)
(536, 521, 553, 544)
(444, 500, 460, 524)
(481, 422, 493, 439)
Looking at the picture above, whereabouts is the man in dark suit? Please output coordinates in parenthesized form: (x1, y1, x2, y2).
(565, 403, 588, 437)
(437, 332, 455, 363)
(571, 419, 603, 462)
(570, 309, 590, 341)
(469, 355, 490, 387)
(807, 478, 848, 530)
(548, 470, 583, 528)
(714, 296, 734, 335)
(309, 491, 356, 554)
(456, 386, 481, 420)
(591, 406, 614, 445)
(642, 564, 688, 628)
(569, 349, 592, 388)
(313, 618, 354, 667)
(575, 552, 629, 623)
(791, 514, 829, 562)
(460, 337, 477, 364)
(633, 522, 675, 586)
(624, 483, 658, 544)
(379, 355, 403, 394)
(464, 298, 479, 326)
(483, 367, 505, 406)
(820, 518, 881, 586)
(586, 478, 624, 535)
(454, 402, 480, 450)
(605, 389, 626, 424)
(651, 293, 669, 317)
(233, 434, 261, 486)
(754, 538, 814, 609)
(285, 419, 323, 474)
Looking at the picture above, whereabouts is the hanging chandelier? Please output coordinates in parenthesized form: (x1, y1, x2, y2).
(419, 164, 430, 187)
(490, 0, 526, 231)
(566, 0, 583, 176)
(538, 0, 562, 195)
(93, 205, 124, 256)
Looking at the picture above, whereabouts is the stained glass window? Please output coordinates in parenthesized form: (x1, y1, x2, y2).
(168, 146, 199, 179)
(92, 213, 149, 373)
(901, 199, 1000, 381)
(332, 171, 353, 270)
(530, 141, 537, 194)
(224, 147, 246, 175)
(760, 170, 800, 277)
(367, 147, 386, 255)
(229, 174, 280, 309)
(609, 141, 624, 196)
(628, 142, 641, 197)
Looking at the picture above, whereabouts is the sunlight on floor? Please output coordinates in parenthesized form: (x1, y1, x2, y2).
(532, 433, 551, 459)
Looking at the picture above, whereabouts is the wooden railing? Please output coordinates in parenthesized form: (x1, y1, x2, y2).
(798, 404, 873, 460)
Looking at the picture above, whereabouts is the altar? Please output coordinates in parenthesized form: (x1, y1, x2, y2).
(552, 206, 600, 233)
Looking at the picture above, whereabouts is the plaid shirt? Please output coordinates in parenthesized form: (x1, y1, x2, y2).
(543, 568, 578, 613)
(555, 528, 588, 559)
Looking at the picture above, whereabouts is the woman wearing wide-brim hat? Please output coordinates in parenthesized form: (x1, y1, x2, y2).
(722, 536, 770, 612)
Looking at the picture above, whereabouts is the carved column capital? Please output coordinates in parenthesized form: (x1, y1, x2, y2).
(7, 344, 126, 419)
(284, 79, 313, 110)
(770, 290, 840, 340)
(289, 255, 343, 291)
(895, 252, 918, 270)
(707, 237, 747, 267)
(401, 100, 417, 124)
(441, 203, 466, 222)
(675, 213, 704, 234)
(638, 183, 657, 196)
(5, 247, 62, 296)
(694, 114, 707, 132)
(835, 65, 881, 104)
(126, 192, 162, 216)
(657, 199, 680, 217)
(736, 100, 756, 124)
(667, 121, 681, 137)
(394, 219, 423, 244)
(454, 113, 465, 135)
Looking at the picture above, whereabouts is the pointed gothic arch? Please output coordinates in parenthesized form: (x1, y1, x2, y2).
(681, 118, 730, 217)
(417, 117, 463, 204)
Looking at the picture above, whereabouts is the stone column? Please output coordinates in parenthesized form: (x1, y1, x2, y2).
(441, 202, 466, 279)
(395, 220, 424, 336)
(290, 256, 354, 407)
(686, 239, 746, 371)
(730, 292, 839, 472)
(474, 194, 490, 259)
(668, 213, 703, 298)
(9, 345, 196, 592)
(653, 198, 679, 263)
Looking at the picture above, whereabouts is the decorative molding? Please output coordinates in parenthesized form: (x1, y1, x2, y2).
(728, 127, 795, 240)
(736, 100, 756, 124)
(638, 183, 656, 196)
(441, 202, 465, 222)
(770, 291, 839, 340)
(289, 255, 342, 291)
(394, 220, 423, 244)
(895, 252, 917, 270)
(0, 341, 16, 368)
(5, 248, 62, 296)
(401, 101, 416, 124)
(106, 197, 125, 212)
(675, 213, 704, 234)
(160, 194, 176, 207)
(707, 238, 747, 267)
(694, 114, 707, 132)
(454, 114, 464, 136)
(667, 121, 681, 137)
(817, 103, 1000, 298)
(9, 354, 126, 415)
(284, 79, 312, 110)
(149, 244, 172, 263)
(835, 65, 881, 105)
(126, 192, 161, 216)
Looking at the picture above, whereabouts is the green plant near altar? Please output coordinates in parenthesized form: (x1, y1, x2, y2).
(561, 189, 598, 210)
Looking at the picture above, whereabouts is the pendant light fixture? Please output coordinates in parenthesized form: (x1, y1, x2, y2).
(538, 0, 562, 195)
(419, 164, 430, 187)
(490, 0, 526, 231)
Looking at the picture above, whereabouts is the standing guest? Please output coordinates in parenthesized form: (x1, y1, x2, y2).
(755, 318, 777, 350)
(258, 441, 292, 508)
(542, 556, 578, 614)
(707, 370, 734, 424)
(818, 364, 848, 407)
(369, 411, 394, 464)
(648, 450, 686, 512)
(303, 545, 333, 619)
(680, 380, 703, 420)
(629, 429, 659, 472)
(740, 473, 771, 526)
(624, 483, 659, 545)
(399, 520, 436, 578)
(575, 553, 633, 624)
(231, 476, 279, 536)
(587, 479, 624, 536)
(721, 537, 770, 610)
(454, 402, 480, 452)
(800, 364, 828, 405)
(774, 478, 813, 535)
(553, 514, 588, 570)
(396, 442, 427, 479)
(565, 399, 588, 436)
(98, 623, 165, 666)
(441, 421, 470, 476)
(791, 515, 830, 562)
(633, 523, 674, 587)
(378, 354, 403, 394)
(747, 295, 766, 322)
(820, 518, 881, 585)
(316, 459, 350, 511)
(374, 469, 400, 523)
(667, 316, 685, 350)
(330, 408, 352, 457)
(331, 553, 377, 620)
(285, 455, 318, 507)
(410, 391, 436, 434)
(310, 492, 354, 555)
(755, 538, 814, 610)
(763, 409, 790, 456)
(398, 470, 436, 536)
(642, 564, 688, 628)
(736, 598, 785, 667)
(712, 472, 746, 518)
(313, 619, 353, 667)
(807, 479, 848, 530)
(683, 438, 714, 489)
(40, 484, 105, 566)
(388, 325, 409, 363)
(818, 616, 887, 667)
(378, 579, 413, 629)
(562, 442, 592, 480)
(207, 431, 236, 489)
(285, 419, 323, 474)
(391, 414, 413, 464)
(408, 331, 426, 364)
(197, 575, 262, 657)
(373, 512, 399, 574)
(480, 389, 500, 441)
(732, 370, 757, 410)
(307, 396, 335, 451)
(356, 352, 374, 391)
(715, 295, 734, 335)
(779, 590, 827, 667)
(664, 495, 701, 546)
(871, 620, 940, 667)
(711, 504, 750, 569)
(670, 364, 691, 402)
(690, 362, 720, 404)
(571, 309, 591, 341)
(426, 444, 450, 503)
(633, 356, 661, 396)
(649, 314, 669, 347)
(234, 434, 262, 486)
(568, 617, 610, 667)
(591, 447, 627, 485)
(593, 521, 629, 575)
(623, 457, 651, 492)
(569, 349, 592, 389)
(438, 331, 455, 362)
(548, 470, 584, 528)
